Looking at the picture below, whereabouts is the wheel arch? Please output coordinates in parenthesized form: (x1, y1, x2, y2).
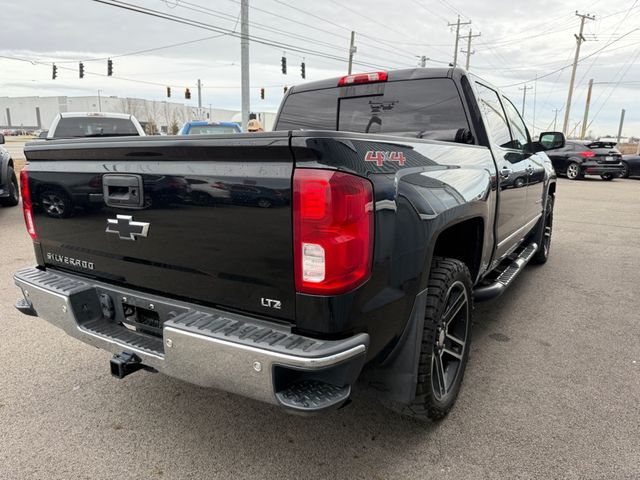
(431, 217, 484, 283)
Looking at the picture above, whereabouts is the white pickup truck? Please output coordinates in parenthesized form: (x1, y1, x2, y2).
(47, 112, 145, 139)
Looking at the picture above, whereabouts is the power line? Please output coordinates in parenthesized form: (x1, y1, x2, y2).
(498, 27, 639, 87)
(91, 0, 395, 70)
(174, 0, 417, 67)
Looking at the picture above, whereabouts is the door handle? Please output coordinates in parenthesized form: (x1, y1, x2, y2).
(102, 174, 144, 209)
(500, 167, 512, 179)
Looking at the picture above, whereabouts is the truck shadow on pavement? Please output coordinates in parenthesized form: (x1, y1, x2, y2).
(87, 273, 542, 479)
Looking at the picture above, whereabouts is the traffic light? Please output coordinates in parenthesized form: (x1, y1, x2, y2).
(107, 59, 113, 76)
(283, 86, 288, 94)
(52, 64, 57, 80)
(300, 61, 306, 79)
(166, 87, 171, 98)
(79, 62, 85, 79)
(260, 88, 265, 100)
(185, 88, 191, 99)
(281, 56, 287, 74)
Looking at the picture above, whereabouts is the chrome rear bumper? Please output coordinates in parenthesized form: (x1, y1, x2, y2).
(14, 267, 368, 410)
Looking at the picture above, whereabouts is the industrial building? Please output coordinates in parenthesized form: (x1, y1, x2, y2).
(0, 96, 275, 133)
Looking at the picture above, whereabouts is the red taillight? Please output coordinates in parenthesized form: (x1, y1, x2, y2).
(293, 169, 374, 295)
(20, 170, 37, 240)
(338, 71, 388, 87)
(579, 151, 595, 158)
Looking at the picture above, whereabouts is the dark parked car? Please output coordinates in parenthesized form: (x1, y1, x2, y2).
(0, 134, 20, 207)
(621, 154, 640, 178)
(542, 140, 624, 180)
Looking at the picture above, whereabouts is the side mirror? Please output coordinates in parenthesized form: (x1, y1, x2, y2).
(537, 131, 565, 151)
(0, 133, 4, 145)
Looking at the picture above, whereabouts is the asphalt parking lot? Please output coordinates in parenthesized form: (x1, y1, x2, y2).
(1, 177, 638, 479)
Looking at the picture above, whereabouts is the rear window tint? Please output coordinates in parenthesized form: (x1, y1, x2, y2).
(276, 78, 469, 135)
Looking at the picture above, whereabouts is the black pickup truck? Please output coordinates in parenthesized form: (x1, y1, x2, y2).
(14, 68, 561, 420)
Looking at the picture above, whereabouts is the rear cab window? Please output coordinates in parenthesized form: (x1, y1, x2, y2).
(188, 125, 239, 135)
(275, 78, 470, 140)
(53, 117, 139, 138)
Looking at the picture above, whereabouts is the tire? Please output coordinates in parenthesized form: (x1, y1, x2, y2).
(620, 162, 629, 179)
(531, 193, 554, 265)
(39, 189, 73, 218)
(256, 198, 272, 208)
(0, 167, 19, 207)
(600, 173, 615, 181)
(566, 162, 582, 180)
(402, 257, 473, 421)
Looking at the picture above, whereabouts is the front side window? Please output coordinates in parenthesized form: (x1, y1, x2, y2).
(502, 98, 530, 151)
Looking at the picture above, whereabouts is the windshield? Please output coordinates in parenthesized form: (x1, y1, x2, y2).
(187, 125, 239, 135)
(53, 117, 139, 138)
(275, 78, 469, 137)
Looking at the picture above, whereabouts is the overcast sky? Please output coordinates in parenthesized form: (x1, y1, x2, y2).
(1, 0, 639, 137)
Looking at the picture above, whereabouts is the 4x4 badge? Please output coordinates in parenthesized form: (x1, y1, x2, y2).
(106, 215, 150, 241)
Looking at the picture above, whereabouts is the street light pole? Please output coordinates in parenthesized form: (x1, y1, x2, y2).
(97, 90, 102, 112)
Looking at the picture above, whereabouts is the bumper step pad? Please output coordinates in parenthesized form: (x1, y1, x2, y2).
(276, 380, 351, 413)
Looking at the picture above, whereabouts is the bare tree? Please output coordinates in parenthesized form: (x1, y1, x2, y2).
(119, 98, 142, 119)
(143, 100, 160, 135)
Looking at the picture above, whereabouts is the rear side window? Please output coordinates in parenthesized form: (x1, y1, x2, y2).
(53, 117, 139, 138)
(474, 83, 511, 148)
(276, 78, 469, 135)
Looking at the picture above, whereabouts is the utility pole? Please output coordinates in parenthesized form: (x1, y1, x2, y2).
(448, 15, 472, 67)
(460, 29, 481, 70)
(519, 84, 533, 117)
(553, 108, 560, 131)
(347, 31, 356, 74)
(532, 75, 538, 137)
(240, 0, 250, 131)
(97, 90, 102, 113)
(580, 78, 593, 139)
(197, 79, 202, 110)
(617, 108, 626, 144)
(562, 11, 595, 136)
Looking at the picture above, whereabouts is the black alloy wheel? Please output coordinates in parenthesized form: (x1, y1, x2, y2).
(620, 162, 629, 178)
(531, 193, 554, 264)
(404, 257, 473, 421)
(431, 280, 469, 401)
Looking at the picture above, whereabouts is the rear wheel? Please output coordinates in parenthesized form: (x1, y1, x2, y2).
(403, 257, 472, 421)
(531, 193, 554, 265)
(0, 167, 19, 207)
(600, 173, 615, 181)
(620, 162, 629, 178)
(566, 162, 582, 180)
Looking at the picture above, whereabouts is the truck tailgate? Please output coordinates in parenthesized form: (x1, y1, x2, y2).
(24, 134, 296, 321)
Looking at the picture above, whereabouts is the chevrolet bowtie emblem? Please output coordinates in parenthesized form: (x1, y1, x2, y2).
(106, 215, 150, 241)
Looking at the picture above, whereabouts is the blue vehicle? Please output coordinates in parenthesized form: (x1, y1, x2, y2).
(179, 121, 242, 135)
